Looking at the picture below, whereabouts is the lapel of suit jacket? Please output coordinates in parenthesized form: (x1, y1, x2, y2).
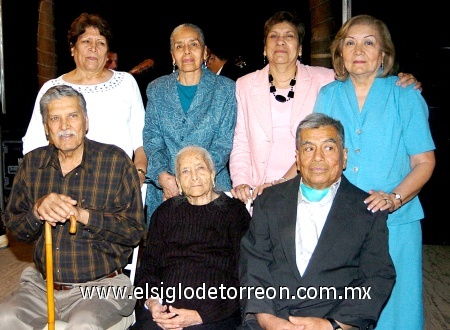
(167, 72, 188, 116)
(251, 65, 273, 140)
(277, 175, 303, 282)
(187, 68, 214, 115)
(302, 176, 357, 277)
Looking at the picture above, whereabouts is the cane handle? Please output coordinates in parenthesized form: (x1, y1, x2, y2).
(69, 215, 77, 234)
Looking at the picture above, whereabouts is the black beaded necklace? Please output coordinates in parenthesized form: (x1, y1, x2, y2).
(269, 71, 297, 103)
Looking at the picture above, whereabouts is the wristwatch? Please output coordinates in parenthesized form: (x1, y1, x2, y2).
(136, 168, 147, 176)
(390, 192, 403, 206)
(326, 318, 343, 330)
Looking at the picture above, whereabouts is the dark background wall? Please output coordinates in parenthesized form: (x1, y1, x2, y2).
(1, 1, 448, 244)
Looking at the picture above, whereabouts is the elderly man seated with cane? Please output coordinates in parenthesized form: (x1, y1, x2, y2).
(0, 85, 145, 329)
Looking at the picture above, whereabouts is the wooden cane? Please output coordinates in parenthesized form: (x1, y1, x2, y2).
(45, 221, 55, 330)
(45, 215, 77, 330)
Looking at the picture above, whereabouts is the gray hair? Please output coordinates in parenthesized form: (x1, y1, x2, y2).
(175, 145, 215, 178)
(39, 85, 87, 124)
(170, 23, 205, 51)
(295, 113, 345, 150)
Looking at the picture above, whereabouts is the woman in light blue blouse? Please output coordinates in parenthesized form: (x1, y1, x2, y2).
(313, 15, 435, 329)
(143, 23, 236, 225)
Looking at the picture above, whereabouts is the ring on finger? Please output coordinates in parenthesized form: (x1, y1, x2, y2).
(383, 198, 389, 205)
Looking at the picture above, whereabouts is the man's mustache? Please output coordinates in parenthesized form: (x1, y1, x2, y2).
(57, 130, 77, 137)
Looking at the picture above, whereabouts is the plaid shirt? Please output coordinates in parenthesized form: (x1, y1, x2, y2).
(5, 138, 145, 283)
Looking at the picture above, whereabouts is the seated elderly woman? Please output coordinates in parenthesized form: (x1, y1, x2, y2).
(132, 145, 251, 330)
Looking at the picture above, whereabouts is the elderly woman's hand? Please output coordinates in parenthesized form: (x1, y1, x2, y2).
(364, 189, 398, 213)
(252, 182, 277, 199)
(158, 306, 202, 329)
(146, 299, 182, 330)
(232, 179, 288, 204)
(158, 171, 179, 201)
(397, 72, 422, 92)
(231, 184, 253, 203)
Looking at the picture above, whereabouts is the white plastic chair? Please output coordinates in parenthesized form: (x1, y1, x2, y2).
(42, 244, 140, 330)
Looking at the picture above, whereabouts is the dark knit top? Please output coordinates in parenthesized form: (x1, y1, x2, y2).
(135, 192, 251, 324)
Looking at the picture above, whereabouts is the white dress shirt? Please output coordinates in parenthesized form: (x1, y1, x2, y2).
(295, 179, 340, 275)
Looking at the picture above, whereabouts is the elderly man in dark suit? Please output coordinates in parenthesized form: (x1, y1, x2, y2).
(239, 113, 396, 330)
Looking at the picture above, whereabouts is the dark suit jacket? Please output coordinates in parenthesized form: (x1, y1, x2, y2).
(239, 175, 396, 329)
(219, 59, 249, 81)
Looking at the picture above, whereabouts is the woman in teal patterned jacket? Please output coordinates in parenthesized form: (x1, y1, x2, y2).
(143, 23, 236, 225)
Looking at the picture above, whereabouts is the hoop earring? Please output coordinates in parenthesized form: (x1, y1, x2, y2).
(172, 63, 176, 73)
